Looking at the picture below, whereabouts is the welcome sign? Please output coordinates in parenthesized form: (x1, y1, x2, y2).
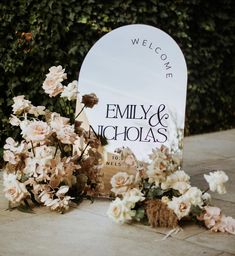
(76, 24, 187, 194)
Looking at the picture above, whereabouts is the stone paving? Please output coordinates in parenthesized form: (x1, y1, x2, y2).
(0, 129, 235, 256)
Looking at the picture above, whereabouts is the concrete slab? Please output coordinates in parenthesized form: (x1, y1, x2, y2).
(0, 209, 221, 256)
(186, 231, 235, 254)
(183, 129, 235, 163)
(183, 157, 235, 177)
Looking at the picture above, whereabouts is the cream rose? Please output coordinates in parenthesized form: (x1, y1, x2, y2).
(161, 170, 191, 194)
(46, 65, 67, 81)
(107, 197, 135, 224)
(42, 78, 64, 97)
(12, 95, 32, 115)
(21, 120, 51, 142)
(167, 196, 191, 220)
(3, 173, 29, 204)
(60, 80, 78, 101)
(110, 172, 134, 195)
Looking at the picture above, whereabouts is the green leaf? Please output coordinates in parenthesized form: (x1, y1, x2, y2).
(17, 204, 34, 214)
(134, 207, 146, 221)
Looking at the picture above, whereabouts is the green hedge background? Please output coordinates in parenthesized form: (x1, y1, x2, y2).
(1, 0, 235, 157)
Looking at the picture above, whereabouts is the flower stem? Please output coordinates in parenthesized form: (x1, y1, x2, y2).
(30, 141, 35, 157)
(54, 143, 59, 158)
(202, 187, 209, 194)
(75, 105, 85, 120)
(77, 141, 90, 163)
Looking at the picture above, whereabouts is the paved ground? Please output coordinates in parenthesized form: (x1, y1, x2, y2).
(0, 129, 235, 256)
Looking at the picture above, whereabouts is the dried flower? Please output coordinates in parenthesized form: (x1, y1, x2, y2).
(82, 93, 98, 108)
(50, 113, 77, 144)
(3, 65, 102, 215)
(204, 170, 228, 194)
(145, 199, 178, 228)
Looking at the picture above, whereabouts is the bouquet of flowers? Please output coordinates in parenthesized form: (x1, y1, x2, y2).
(3, 65, 104, 213)
(107, 146, 235, 234)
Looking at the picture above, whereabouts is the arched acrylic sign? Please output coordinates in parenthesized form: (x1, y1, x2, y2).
(76, 24, 187, 193)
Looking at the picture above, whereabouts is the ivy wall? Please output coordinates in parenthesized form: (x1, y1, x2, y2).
(1, 0, 235, 156)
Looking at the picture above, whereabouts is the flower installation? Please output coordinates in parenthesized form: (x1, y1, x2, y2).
(3, 65, 103, 213)
(107, 146, 235, 235)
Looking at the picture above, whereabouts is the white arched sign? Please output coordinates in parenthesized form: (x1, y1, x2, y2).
(76, 24, 187, 193)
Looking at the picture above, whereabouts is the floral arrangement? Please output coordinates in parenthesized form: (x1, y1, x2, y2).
(2, 66, 103, 213)
(107, 146, 235, 234)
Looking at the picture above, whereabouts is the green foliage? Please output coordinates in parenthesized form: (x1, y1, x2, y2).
(0, 0, 235, 159)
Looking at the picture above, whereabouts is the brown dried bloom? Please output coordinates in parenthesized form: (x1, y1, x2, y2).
(21, 32, 33, 42)
(82, 93, 98, 108)
(145, 199, 178, 228)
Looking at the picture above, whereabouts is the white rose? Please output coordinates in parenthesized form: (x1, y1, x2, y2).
(9, 115, 21, 126)
(123, 188, 145, 208)
(161, 170, 191, 194)
(204, 170, 229, 194)
(21, 120, 51, 142)
(110, 172, 134, 195)
(12, 95, 32, 115)
(167, 196, 191, 220)
(3, 173, 29, 204)
(183, 187, 203, 207)
(107, 197, 135, 224)
(61, 80, 78, 101)
(46, 65, 67, 81)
